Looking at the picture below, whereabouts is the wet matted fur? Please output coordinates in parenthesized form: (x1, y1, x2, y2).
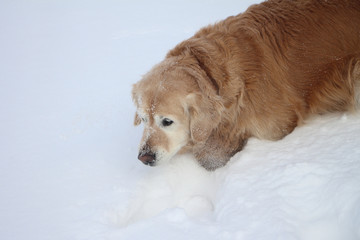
(132, 0, 360, 170)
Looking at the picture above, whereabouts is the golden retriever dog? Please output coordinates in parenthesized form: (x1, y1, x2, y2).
(132, 0, 360, 170)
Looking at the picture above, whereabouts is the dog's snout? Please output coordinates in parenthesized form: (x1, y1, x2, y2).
(138, 151, 156, 166)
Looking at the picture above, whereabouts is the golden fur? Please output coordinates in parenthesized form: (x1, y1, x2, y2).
(132, 0, 360, 170)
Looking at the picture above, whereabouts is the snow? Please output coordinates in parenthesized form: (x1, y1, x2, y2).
(0, 1, 359, 240)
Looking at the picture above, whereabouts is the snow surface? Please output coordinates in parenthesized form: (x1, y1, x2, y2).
(1, 1, 359, 240)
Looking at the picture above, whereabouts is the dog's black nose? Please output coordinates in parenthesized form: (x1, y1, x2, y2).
(138, 152, 156, 166)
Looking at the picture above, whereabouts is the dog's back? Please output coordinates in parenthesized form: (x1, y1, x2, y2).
(169, 0, 360, 140)
(248, 0, 360, 114)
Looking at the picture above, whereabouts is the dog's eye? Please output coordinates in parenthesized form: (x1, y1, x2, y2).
(162, 118, 174, 127)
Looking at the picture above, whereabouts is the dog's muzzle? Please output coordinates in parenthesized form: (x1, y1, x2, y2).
(138, 150, 156, 166)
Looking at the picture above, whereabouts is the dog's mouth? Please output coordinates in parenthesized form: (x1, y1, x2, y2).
(145, 160, 156, 167)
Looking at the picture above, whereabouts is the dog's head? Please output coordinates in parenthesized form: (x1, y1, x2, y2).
(132, 51, 225, 167)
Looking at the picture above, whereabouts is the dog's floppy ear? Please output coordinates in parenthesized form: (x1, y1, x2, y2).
(170, 38, 226, 143)
(187, 93, 224, 143)
(134, 112, 141, 126)
(131, 83, 142, 126)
